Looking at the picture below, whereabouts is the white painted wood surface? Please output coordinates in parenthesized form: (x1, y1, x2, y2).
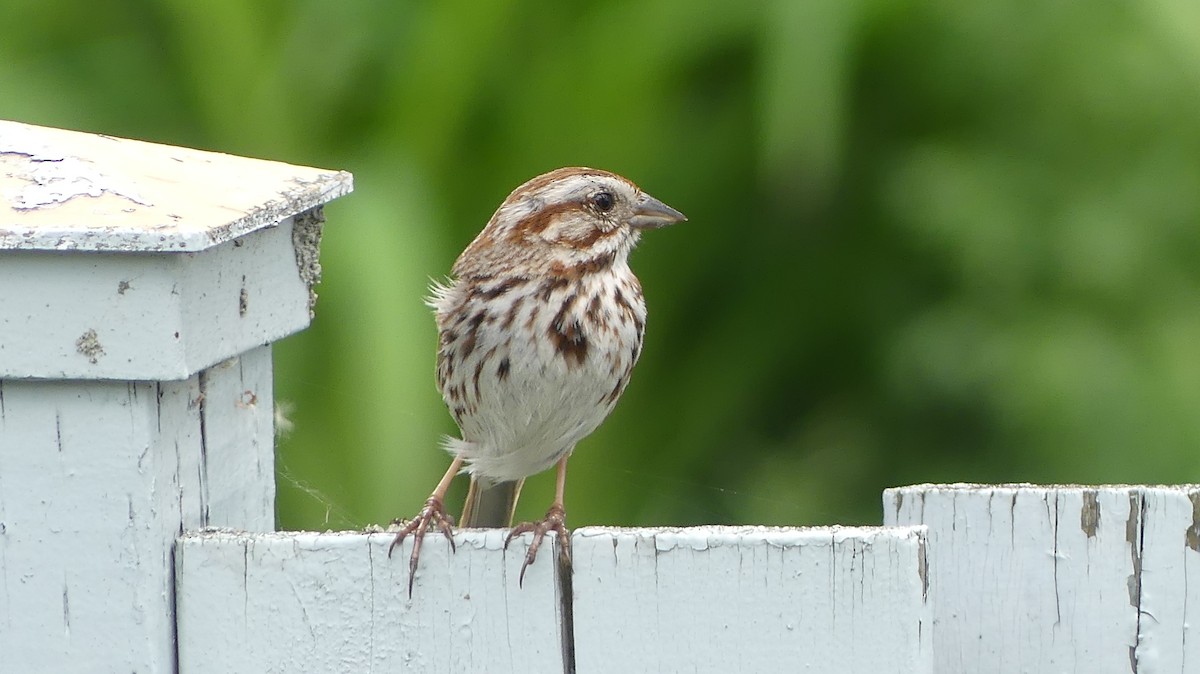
(0, 120, 352, 673)
(885, 484, 1200, 673)
(0, 217, 321, 380)
(175, 525, 932, 674)
(177, 529, 566, 673)
(0, 119, 352, 252)
(0, 346, 275, 673)
(0, 120, 351, 381)
(571, 526, 931, 674)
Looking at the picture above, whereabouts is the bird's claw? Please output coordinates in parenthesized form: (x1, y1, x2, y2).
(505, 503, 570, 586)
(389, 496, 456, 597)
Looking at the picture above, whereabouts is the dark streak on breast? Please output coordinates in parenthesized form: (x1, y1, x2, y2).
(477, 277, 524, 299)
(472, 361, 484, 400)
(586, 294, 604, 323)
(605, 375, 627, 405)
(502, 295, 524, 330)
(549, 293, 588, 367)
(460, 311, 487, 358)
(539, 276, 571, 301)
(613, 286, 631, 313)
(436, 350, 449, 390)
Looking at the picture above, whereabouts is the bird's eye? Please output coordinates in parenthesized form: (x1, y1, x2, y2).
(591, 191, 615, 213)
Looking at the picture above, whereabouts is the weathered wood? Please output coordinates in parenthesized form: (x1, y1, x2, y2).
(571, 526, 931, 673)
(885, 483, 1200, 673)
(0, 120, 350, 381)
(175, 526, 932, 674)
(0, 120, 351, 673)
(0, 347, 275, 672)
(0, 119, 352, 252)
(176, 530, 566, 673)
(0, 219, 321, 380)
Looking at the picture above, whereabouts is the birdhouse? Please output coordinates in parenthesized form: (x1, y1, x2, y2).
(0, 120, 352, 671)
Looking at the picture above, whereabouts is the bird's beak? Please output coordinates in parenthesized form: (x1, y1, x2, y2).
(629, 193, 687, 230)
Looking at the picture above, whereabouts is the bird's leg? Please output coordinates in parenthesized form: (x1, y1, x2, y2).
(389, 455, 463, 596)
(506, 455, 571, 586)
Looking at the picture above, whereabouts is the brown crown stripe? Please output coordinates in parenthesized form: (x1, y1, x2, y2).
(514, 167, 626, 196)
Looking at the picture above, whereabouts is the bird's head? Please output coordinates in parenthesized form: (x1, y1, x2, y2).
(455, 167, 686, 278)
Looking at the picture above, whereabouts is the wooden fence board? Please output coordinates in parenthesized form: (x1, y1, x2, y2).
(885, 484, 1200, 673)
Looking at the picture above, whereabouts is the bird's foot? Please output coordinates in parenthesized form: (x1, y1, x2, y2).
(505, 503, 570, 586)
(388, 496, 456, 597)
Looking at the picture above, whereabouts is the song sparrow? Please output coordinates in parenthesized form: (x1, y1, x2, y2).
(389, 167, 685, 594)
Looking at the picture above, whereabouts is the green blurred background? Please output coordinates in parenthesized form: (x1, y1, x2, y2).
(6, 0, 1200, 531)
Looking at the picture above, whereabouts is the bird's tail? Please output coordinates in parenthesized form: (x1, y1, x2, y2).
(461, 477, 524, 528)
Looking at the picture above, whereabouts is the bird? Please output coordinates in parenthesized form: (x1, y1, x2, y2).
(389, 166, 686, 594)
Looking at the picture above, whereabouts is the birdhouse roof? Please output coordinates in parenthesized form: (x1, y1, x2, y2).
(0, 120, 353, 252)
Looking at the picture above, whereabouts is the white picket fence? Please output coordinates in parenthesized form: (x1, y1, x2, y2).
(2, 120, 1197, 673)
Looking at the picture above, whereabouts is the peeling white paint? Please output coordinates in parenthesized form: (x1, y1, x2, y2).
(0, 349, 275, 672)
(175, 526, 931, 673)
(886, 484, 1200, 673)
(3, 152, 153, 210)
(0, 120, 352, 252)
(0, 120, 351, 673)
